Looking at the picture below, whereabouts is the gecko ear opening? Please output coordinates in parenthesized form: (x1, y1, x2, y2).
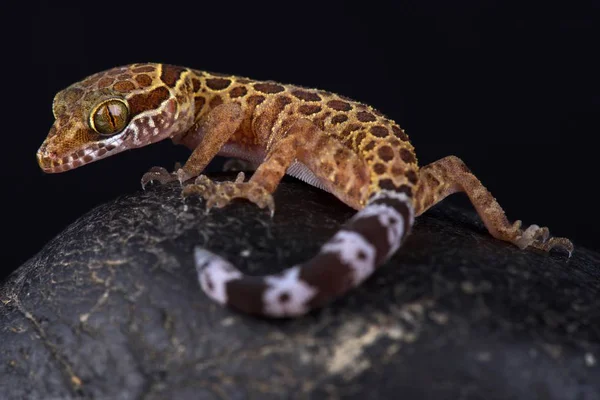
(89, 98, 130, 136)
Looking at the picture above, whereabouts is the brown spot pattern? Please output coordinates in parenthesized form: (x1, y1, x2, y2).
(400, 148, 416, 164)
(378, 145, 394, 161)
(406, 169, 418, 184)
(229, 86, 248, 98)
(254, 82, 285, 94)
(392, 125, 409, 141)
(97, 77, 114, 88)
(292, 89, 321, 102)
(135, 74, 152, 87)
(327, 100, 352, 111)
(378, 179, 398, 191)
(247, 95, 266, 107)
(370, 126, 389, 137)
(191, 78, 201, 92)
(373, 163, 386, 174)
(298, 104, 322, 115)
(363, 141, 376, 151)
(354, 131, 366, 149)
(160, 64, 186, 87)
(357, 111, 376, 122)
(128, 86, 170, 116)
(206, 78, 232, 90)
(331, 114, 348, 124)
(113, 81, 135, 92)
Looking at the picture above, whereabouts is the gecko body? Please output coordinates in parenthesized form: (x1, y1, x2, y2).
(37, 63, 573, 317)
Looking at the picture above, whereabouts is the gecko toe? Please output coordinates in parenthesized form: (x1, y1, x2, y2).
(141, 166, 178, 189)
(141, 163, 197, 189)
(512, 224, 573, 256)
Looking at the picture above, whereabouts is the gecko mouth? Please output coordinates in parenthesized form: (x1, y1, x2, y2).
(37, 141, 121, 173)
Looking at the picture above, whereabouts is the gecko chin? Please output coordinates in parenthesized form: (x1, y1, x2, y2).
(36, 139, 125, 173)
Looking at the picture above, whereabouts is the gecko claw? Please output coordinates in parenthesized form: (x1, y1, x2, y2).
(176, 168, 194, 185)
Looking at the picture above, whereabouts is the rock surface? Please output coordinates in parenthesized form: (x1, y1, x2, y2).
(1, 174, 599, 399)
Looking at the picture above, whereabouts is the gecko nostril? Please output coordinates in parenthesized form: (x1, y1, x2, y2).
(36, 151, 44, 167)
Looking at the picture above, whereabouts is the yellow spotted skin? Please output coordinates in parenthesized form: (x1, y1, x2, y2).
(37, 63, 573, 317)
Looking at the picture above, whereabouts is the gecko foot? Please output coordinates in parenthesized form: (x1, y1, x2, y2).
(507, 220, 574, 257)
(141, 165, 194, 190)
(182, 172, 275, 216)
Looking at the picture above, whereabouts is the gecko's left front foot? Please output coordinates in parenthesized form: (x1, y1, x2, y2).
(506, 220, 574, 256)
(182, 172, 275, 215)
(141, 165, 194, 190)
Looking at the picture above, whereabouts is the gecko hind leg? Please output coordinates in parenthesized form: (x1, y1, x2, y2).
(415, 155, 573, 255)
(192, 119, 408, 317)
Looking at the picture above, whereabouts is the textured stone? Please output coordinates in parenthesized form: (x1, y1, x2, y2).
(1, 174, 599, 399)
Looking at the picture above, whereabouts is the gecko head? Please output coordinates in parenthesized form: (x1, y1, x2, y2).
(37, 63, 195, 173)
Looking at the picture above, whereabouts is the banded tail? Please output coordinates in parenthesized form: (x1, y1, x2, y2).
(194, 190, 414, 317)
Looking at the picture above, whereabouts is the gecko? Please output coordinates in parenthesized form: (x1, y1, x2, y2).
(37, 63, 573, 318)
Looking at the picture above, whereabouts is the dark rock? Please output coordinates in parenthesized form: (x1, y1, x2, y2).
(1, 173, 599, 399)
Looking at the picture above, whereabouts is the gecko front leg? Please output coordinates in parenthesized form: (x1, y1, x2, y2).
(182, 118, 370, 215)
(414, 155, 573, 254)
(141, 102, 244, 188)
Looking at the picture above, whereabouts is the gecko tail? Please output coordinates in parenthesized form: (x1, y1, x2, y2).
(194, 189, 415, 318)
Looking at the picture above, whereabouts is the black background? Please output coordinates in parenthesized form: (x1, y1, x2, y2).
(2, 0, 597, 278)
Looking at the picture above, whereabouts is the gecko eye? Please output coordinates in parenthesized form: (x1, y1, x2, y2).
(89, 99, 130, 135)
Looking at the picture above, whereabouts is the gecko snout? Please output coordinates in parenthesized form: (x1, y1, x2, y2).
(36, 144, 57, 172)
